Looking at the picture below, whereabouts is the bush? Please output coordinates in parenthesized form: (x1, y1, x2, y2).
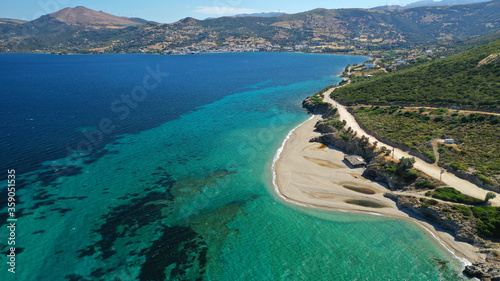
(428, 199, 439, 205)
(421, 198, 439, 208)
(423, 151, 436, 162)
(485, 192, 497, 203)
(383, 164, 398, 175)
(452, 205, 472, 217)
(310, 94, 327, 106)
(415, 180, 436, 190)
(403, 169, 419, 181)
(478, 174, 493, 185)
(432, 108, 449, 115)
(434, 116, 445, 122)
(431, 187, 484, 205)
(398, 157, 415, 172)
(472, 206, 500, 238)
(450, 161, 467, 171)
(327, 120, 345, 130)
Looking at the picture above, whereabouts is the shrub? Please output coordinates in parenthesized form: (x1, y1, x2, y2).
(478, 174, 493, 185)
(472, 206, 500, 238)
(485, 192, 497, 203)
(415, 180, 436, 190)
(431, 187, 484, 205)
(398, 157, 415, 172)
(383, 164, 398, 175)
(432, 108, 449, 115)
(423, 151, 436, 162)
(428, 199, 439, 205)
(310, 94, 327, 106)
(403, 111, 415, 117)
(434, 116, 445, 122)
(450, 161, 467, 171)
(403, 169, 419, 181)
(452, 205, 472, 217)
(341, 133, 350, 141)
(328, 120, 345, 130)
(421, 198, 439, 208)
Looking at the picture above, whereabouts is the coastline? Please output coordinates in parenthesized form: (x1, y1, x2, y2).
(271, 112, 482, 267)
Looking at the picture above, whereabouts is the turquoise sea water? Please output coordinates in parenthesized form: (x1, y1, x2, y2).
(0, 53, 467, 280)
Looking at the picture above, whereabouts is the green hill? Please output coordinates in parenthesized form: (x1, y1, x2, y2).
(332, 38, 500, 109)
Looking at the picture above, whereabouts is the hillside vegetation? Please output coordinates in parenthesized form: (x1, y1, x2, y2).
(332, 38, 500, 109)
(353, 105, 500, 186)
(1, 1, 500, 53)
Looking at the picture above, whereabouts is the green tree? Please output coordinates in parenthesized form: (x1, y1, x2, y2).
(485, 192, 497, 204)
(396, 157, 418, 181)
(398, 157, 415, 173)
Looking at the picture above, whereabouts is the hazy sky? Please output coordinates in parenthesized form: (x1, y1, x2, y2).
(1, 0, 427, 23)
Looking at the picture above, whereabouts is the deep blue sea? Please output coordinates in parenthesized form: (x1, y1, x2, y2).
(0, 53, 467, 280)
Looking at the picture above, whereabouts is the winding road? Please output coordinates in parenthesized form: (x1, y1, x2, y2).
(322, 85, 500, 206)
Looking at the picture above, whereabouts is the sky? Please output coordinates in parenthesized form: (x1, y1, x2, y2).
(1, 0, 428, 23)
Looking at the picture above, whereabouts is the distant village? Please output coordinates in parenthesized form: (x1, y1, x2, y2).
(152, 42, 447, 72)
(146, 42, 311, 55)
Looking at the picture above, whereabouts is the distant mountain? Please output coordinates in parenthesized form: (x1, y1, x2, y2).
(0, 18, 27, 25)
(406, 0, 491, 8)
(33, 6, 145, 27)
(0, 6, 148, 45)
(374, 0, 491, 9)
(1, 1, 500, 53)
(232, 12, 286, 18)
(0, 19, 27, 34)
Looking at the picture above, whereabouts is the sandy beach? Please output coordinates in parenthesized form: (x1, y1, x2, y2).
(272, 113, 485, 266)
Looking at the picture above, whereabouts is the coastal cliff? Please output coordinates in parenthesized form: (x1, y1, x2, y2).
(302, 86, 336, 118)
(384, 193, 479, 243)
(385, 193, 500, 281)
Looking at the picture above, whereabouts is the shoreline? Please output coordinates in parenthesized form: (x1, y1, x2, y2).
(272, 115, 483, 269)
(271, 111, 486, 270)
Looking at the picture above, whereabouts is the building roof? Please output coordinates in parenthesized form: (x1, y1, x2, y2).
(344, 155, 367, 166)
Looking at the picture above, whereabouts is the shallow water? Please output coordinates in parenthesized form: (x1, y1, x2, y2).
(0, 53, 467, 280)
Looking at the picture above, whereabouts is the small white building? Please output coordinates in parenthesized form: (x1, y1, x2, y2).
(444, 139, 454, 144)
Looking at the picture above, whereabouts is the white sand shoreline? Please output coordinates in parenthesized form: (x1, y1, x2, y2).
(271, 113, 484, 268)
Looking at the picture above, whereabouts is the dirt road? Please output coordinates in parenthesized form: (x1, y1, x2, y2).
(323, 87, 500, 206)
